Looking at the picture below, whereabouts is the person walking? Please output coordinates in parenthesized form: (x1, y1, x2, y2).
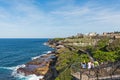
(91, 62, 94, 69)
(94, 61, 99, 67)
(88, 61, 92, 69)
(81, 62, 87, 69)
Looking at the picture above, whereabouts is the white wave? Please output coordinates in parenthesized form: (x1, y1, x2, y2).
(0, 64, 26, 78)
(8, 64, 44, 80)
(31, 55, 41, 60)
(0, 66, 15, 70)
(31, 51, 52, 60)
(0, 64, 44, 80)
(43, 51, 51, 54)
(47, 51, 52, 54)
(20, 74, 44, 80)
(11, 64, 26, 77)
(43, 42, 47, 45)
(12, 71, 44, 80)
(0, 64, 25, 70)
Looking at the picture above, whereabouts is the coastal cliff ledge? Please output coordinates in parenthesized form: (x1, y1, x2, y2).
(17, 51, 58, 80)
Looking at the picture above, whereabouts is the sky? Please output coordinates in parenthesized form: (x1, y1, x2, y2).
(0, 0, 120, 38)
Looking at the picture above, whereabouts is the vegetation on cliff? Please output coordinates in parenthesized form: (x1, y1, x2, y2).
(55, 48, 79, 80)
(48, 34, 120, 80)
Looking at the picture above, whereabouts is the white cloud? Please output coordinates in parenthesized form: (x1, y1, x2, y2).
(0, 0, 120, 38)
(50, 1, 120, 26)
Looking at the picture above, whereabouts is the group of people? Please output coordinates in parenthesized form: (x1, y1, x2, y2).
(81, 61, 99, 69)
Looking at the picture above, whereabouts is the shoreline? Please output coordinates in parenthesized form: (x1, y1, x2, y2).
(17, 42, 58, 80)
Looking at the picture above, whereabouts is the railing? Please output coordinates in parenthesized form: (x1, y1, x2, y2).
(71, 61, 120, 80)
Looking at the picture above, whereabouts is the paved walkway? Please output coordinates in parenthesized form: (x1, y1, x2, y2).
(71, 61, 120, 80)
(72, 50, 120, 80)
(72, 72, 120, 80)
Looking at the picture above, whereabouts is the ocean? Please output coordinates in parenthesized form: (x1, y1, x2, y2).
(0, 38, 53, 80)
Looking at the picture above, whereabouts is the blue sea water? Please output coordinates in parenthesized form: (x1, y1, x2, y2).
(0, 38, 53, 80)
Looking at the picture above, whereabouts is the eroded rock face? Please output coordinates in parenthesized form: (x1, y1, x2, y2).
(17, 52, 57, 79)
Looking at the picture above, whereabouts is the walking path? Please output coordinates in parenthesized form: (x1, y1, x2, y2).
(72, 49, 120, 80)
(71, 61, 120, 80)
(79, 49, 94, 62)
(72, 72, 120, 80)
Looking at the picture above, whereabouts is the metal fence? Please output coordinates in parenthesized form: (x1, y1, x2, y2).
(71, 61, 120, 80)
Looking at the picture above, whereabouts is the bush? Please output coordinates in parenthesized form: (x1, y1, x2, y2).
(93, 50, 117, 62)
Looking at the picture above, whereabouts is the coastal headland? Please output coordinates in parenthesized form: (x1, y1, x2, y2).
(17, 31, 120, 80)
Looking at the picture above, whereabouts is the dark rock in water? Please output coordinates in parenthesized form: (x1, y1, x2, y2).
(17, 67, 33, 76)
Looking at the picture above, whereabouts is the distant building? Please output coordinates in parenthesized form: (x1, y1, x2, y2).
(103, 31, 120, 39)
(76, 33, 84, 38)
(103, 32, 107, 36)
(114, 35, 120, 39)
(88, 32, 97, 36)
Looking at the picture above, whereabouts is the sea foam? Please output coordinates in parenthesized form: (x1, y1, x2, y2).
(0, 65, 44, 80)
(0, 59, 45, 80)
(13, 73, 44, 80)
(43, 42, 47, 46)
(18, 74, 44, 80)
(31, 50, 52, 60)
(31, 55, 41, 60)
(1, 64, 44, 80)
(47, 51, 52, 54)
(0, 64, 25, 70)
(12, 50, 52, 80)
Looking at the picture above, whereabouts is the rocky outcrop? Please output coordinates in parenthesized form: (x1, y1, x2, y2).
(17, 51, 57, 80)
